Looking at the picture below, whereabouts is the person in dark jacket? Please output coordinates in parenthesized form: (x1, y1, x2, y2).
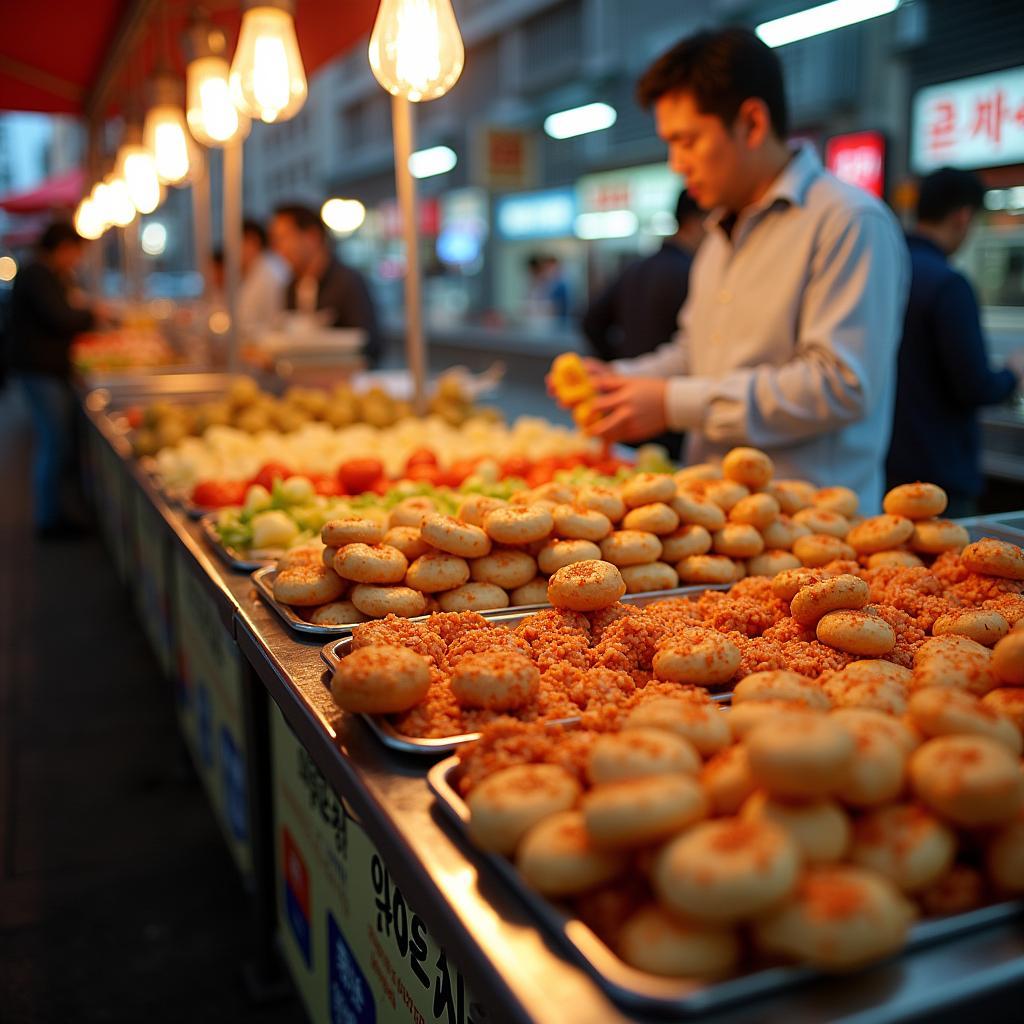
(269, 203, 383, 367)
(9, 222, 108, 536)
(581, 190, 705, 458)
(886, 168, 1024, 517)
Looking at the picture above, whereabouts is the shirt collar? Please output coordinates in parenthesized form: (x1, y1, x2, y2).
(906, 232, 948, 262)
(704, 142, 823, 231)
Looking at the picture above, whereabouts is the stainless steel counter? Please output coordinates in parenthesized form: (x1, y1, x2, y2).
(82, 393, 1024, 1024)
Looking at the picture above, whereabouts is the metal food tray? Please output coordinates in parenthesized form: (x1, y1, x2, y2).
(199, 513, 280, 571)
(319, 591, 731, 756)
(428, 757, 1024, 1017)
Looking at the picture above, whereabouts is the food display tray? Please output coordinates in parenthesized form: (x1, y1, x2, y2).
(256, 566, 724, 639)
(200, 513, 280, 572)
(427, 757, 1024, 1017)
(319, 591, 732, 756)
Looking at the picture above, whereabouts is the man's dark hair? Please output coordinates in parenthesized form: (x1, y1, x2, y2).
(636, 27, 789, 139)
(273, 203, 325, 237)
(917, 167, 986, 224)
(38, 221, 83, 252)
(674, 189, 702, 225)
(243, 218, 268, 248)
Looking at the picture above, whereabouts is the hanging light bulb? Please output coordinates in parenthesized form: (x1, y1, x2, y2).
(74, 197, 106, 240)
(115, 125, 162, 214)
(229, 0, 307, 124)
(186, 18, 251, 146)
(144, 72, 194, 185)
(368, 0, 464, 102)
(103, 174, 137, 227)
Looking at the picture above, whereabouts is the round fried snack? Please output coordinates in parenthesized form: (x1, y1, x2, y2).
(321, 517, 386, 547)
(623, 698, 732, 756)
(712, 523, 765, 559)
(790, 574, 870, 626)
(333, 543, 409, 585)
(537, 539, 603, 575)
(729, 493, 781, 530)
(792, 507, 851, 539)
(350, 584, 428, 619)
(510, 577, 550, 606)
(551, 504, 613, 542)
(753, 866, 915, 970)
(816, 609, 897, 657)
(388, 496, 438, 529)
(703, 479, 750, 513)
(273, 563, 346, 607)
(830, 707, 920, 755)
(677, 554, 742, 585)
(883, 483, 947, 521)
(383, 526, 431, 561)
(599, 530, 662, 567)
(470, 548, 537, 590)
(278, 545, 327, 571)
(675, 463, 722, 487)
(772, 566, 831, 602)
(654, 632, 741, 688)
(849, 804, 955, 892)
(910, 734, 1024, 826)
(547, 559, 626, 611)
(814, 485, 860, 518)
(910, 519, 970, 555)
(620, 561, 679, 594)
(908, 686, 1022, 754)
(576, 486, 626, 523)
(617, 905, 739, 980)
(660, 525, 713, 562)
(747, 550, 802, 577)
(766, 479, 817, 515)
(331, 645, 431, 713)
(866, 550, 925, 569)
(987, 809, 1024, 893)
(309, 600, 368, 626)
(745, 713, 856, 799)
(728, 701, 814, 740)
(421, 513, 493, 558)
(733, 670, 831, 710)
(623, 502, 680, 536)
(449, 651, 539, 711)
(701, 745, 757, 815)
(437, 582, 510, 613)
(654, 817, 799, 924)
(582, 773, 708, 849)
(722, 447, 774, 489)
(962, 538, 1024, 580)
(761, 516, 812, 551)
(832, 721, 906, 808)
(456, 494, 509, 528)
(982, 688, 1024, 733)
(822, 671, 908, 716)
(587, 727, 702, 784)
(993, 631, 1024, 686)
(671, 492, 727, 531)
(846, 515, 916, 555)
(912, 637, 998, 696)
(516, 810, 627, 896)
(621, 472, 677, 508)
(466, 764, 582, 855)
(485, 503, 557, 544)
(933, 609, 1010, 647)
(793, 533, 856, 567)
(741, 791, 851, 864)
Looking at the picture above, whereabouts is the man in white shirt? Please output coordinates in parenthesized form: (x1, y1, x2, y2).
(579, 28, 909, 511)
(236, 219, 286, 334)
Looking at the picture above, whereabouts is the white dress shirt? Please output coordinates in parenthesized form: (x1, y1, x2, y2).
(614, 145, 910, 512)
(237, 252, 287, 334)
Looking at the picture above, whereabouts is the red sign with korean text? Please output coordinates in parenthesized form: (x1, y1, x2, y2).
(825, 131, 886, 197)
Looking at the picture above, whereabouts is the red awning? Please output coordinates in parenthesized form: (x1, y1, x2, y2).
(0, 0, 380, 116)
(0, 168, 86, 213)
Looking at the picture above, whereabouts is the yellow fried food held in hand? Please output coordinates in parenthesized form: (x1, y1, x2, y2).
(550, 352, 596, 408)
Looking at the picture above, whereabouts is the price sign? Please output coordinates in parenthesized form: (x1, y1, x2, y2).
(271, 705, 487, 1024)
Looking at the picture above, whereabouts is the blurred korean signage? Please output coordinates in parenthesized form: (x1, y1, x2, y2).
(576, 163, 681, 231)
(496, 188, 575, 240)
(475, 126, 536, 190)
(912, 67, 1024, 172)
(825, 131, 886, 197)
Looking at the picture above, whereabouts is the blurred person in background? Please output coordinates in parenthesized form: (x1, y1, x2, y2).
(581, 189, 705, 459)
(269, 203, 383, 366)
(887, 167, 1024, 517)
(237, 218, 285, 333)
(571, 28, 908, 512)
(525, 254, 571, 325)
(8, 222, 110, 537)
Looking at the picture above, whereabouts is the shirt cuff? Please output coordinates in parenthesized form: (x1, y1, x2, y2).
(665, 376, 708, 433)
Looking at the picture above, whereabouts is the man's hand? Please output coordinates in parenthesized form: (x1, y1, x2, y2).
(587, 374, 668, 442)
